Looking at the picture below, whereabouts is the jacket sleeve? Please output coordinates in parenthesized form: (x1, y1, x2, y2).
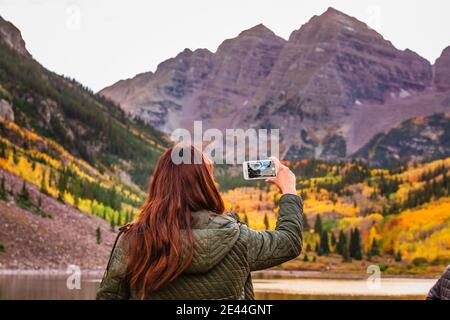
(96, 237, 130, 300)
(243, 193, 303, 271)
(427, 265, 450, 300)
(427, 278, 442, 300)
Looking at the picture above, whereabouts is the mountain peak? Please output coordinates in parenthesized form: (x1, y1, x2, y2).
(238, 23, 277, 38)
(0, 15, 32, 58)
(318, 7, 360, 24)
(323, 6, 346, 16)
(289, 6, 384, 43)
(434, 45, 450, 91)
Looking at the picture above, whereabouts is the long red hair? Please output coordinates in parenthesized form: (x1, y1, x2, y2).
(125, 144, 224, 299)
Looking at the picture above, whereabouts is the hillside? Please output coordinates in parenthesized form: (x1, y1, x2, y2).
(221, 158, 450, 273)
(356, 113, 450, 167)
(0, 168, 116, 269)
(0, 15, 167, 270)
(100, 7, 450, 164)
(0, 112, 152, 268)
(1, 12, 449, 275)
(0, 15, 167, 189)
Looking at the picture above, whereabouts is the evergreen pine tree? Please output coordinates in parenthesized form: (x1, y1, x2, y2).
(243, 213, 249, 226)
(302, 213, 310, 232)
(96, 227, 102, 245)
(303, 254, 309, 262)
(57, 170, 67, 203)
(349, 229, 355, 256)
(370, 239, 380, 257)
(350, 228, 362, 260)
(395, 250, 402, 262)
(314, 215, 323, 234)
(0, 176, 7, 201)
(0, 142, 7, 159)
(74, 192, 79, 209)
(37, 196, 42, 210)
(49, 170, 54, 188)
(110, 217, 115, 231)
(320, 231, 330, 255)
(337, 230, 346, 255)
(330, 232, 337, 250)
(12, 147, 19, 165)
(18, 180, 31, 207)
(315, 240, 322, 256)
(355, 228, 363, 260)
(342, 242, 351, 262)
(40, 170, 48, 195)
(57, 191, 64, 203)
(263, 213, 269, 230)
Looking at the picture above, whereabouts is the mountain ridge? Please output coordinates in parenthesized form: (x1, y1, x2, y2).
(1, 11, 449, 274)
(99, 7, 450, 165)
(0, 15, 31, 58)
(0, 15, 167, 188)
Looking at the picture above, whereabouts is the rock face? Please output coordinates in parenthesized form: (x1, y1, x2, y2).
(0, 14, 167, 189)
(242, 7, 433, 159)
(0, 99, 14, 122)
(251, 7, 432, 110)
(355, 113, 450, 167)
(434, 46, 450, 91)
(101, 24, 286, 132)
(0, 16, 31, 58)
(100, 7, 450, 162)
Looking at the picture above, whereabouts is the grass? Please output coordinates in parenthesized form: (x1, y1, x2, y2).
(31, 208, 52, 219)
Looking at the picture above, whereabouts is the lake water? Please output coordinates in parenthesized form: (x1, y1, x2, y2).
(0, 273, 437, 300)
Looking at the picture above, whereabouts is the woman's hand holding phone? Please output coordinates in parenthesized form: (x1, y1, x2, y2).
(265, 157, 297, 195)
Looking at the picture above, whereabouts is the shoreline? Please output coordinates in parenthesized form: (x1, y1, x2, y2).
(0, 268, 439, 280)
(252, 270, 439, 280)
(0, 269, 104, 277)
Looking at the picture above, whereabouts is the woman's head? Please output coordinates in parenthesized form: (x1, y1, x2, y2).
(147, 144, 223, 215)
(125, 144, 224, 298)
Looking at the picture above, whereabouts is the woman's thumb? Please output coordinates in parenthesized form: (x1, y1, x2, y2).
(266, 177, 276, 184)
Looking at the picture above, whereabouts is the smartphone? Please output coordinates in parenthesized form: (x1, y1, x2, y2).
(242, 159, 277, 180)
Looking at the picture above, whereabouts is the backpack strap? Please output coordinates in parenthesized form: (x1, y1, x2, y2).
(100, 223, 132, 285)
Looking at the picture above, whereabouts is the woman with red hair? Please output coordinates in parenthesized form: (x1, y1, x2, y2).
(97, 144, 303, 299)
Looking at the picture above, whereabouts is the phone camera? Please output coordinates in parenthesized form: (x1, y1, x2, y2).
(249, 162, 262, 170)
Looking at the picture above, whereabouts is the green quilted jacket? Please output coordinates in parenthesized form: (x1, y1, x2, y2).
(96, 194, 303, 300)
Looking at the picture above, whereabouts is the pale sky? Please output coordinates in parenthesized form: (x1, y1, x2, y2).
(1, 0, 450, 92)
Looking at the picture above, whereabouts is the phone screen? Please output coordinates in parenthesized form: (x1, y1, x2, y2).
(246, 160, 276, 179)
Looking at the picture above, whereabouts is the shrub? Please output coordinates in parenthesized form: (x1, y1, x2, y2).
(412, 257, 428, 266)
(431, 256, 450, 266)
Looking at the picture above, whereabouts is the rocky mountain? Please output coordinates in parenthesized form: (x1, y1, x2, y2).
(0, 15, 168, 270)
(101, 23, 286, 132)
(100, 7, 450, 164)
(434, 46, 450, 91)
(0, 16, 31, 58)
(0, 15, 166, 188)
(355, 113, 450, 167)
